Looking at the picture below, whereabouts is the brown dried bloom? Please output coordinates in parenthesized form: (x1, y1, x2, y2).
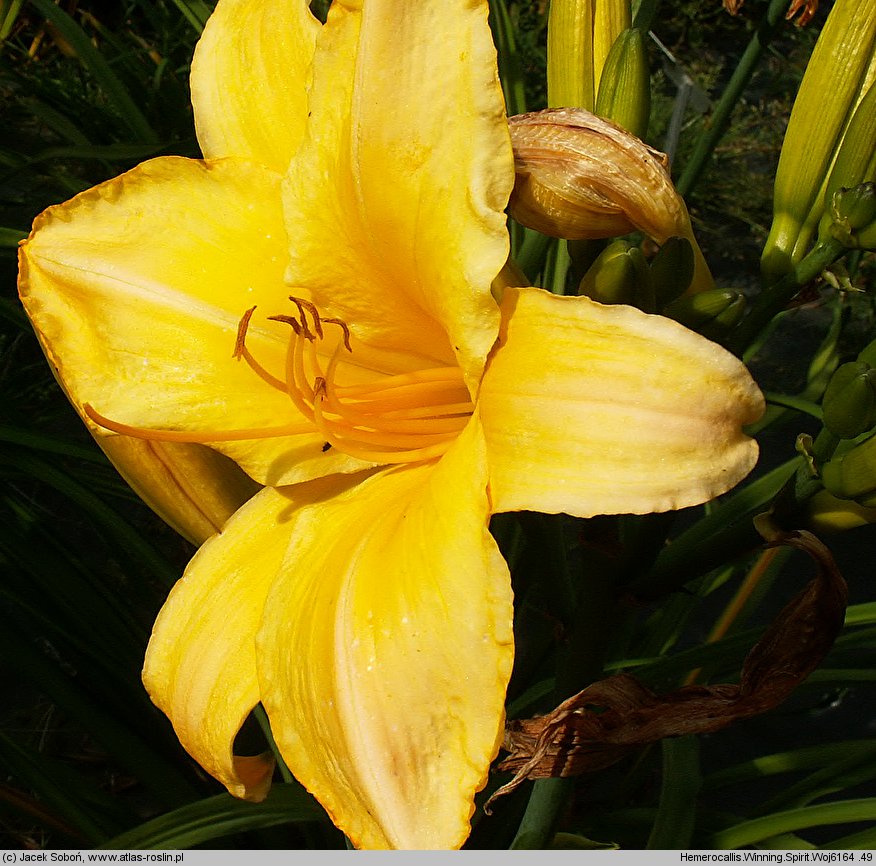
(508, 108, 689, 241)
(508, 108, 714, 291)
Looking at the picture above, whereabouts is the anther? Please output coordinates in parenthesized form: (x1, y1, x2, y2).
(323, 318, 353, 352)
(233, 306, 257, 359)
(289, 296, 323, 339)
(268, 314, 303, 337)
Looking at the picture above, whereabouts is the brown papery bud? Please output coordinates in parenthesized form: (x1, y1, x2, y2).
(508, 108, 713, 292)
(509, 108, 688, 241)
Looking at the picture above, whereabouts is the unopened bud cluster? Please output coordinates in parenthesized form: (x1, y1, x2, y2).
(761, 0, 876, 282)
(817, 339, 876, 515)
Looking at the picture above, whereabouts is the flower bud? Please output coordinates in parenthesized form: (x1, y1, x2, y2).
(821, 360, 876, 439)
(827, 183, 876, 249)
(663, 288, 746, 340)
(821, 432, 876, 507)
(806, 488, 876, 534)
(594, 27, 651, 139)
(508, 109, 715, 293)
(650, 236, 695, 308)
(577, 239, 653, 310)
(816, 83, 876, 243)
(547, 0, 631, 110)
(761, 0, 876, 283)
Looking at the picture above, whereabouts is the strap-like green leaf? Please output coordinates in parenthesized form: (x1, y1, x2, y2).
(99, 783, 328, 849)
(27, 0, 158, 144)
(714, 798, 876, 849)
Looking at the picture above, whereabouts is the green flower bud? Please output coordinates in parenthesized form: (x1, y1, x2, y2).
(650, 236, 695, 308)
(761, 0, 876, 283)
(547, 0, 631, 110)
(817, 83, 876, 244)
(822, 360, 876, 439)
(595, 28, 651, 140)
(806, 488, 876, 535)
(821, 432, 876, 507)
(577, 239, 653, 310)
(663, 288, 746, 340)
(827, 182, 876, 248)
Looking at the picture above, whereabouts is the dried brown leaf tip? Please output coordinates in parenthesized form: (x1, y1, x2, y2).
(486, 529, 847, 810)
(723, 0, 817, 24)
(786, 0, 819, 25)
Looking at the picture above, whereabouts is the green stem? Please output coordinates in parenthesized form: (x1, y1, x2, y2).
(647, 737, 701, 849)
(676, 0, 792, 198)
(510, 520, 622, 848)
(511, 778, 577, 849)
(725, 237, 846, 356)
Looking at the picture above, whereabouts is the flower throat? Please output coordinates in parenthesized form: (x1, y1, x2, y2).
(84, 296, 473, 465)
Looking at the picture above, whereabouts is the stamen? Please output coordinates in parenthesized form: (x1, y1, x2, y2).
(334, 366, 465, 396)
(234, 306, 286, 392)
(343, 387, 472, 415)
(310, 388, 460, 461)
(381, 401, 475, 420)
(88, 292, 475, 468)
(284, 327, 318, 415)
(268, 314, 303, 337)
(323, 317, 352, 352)
(233, 306, 257, 359)
(320, 383, 469, 434)
(83, 403, 313, 443)
(289, 295, 323, 339)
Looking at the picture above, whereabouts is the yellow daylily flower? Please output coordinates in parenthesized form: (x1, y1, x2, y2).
(17, 0, 764, 850)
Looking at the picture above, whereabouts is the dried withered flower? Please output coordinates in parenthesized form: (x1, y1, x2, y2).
(508, 108, 689, 244)
(508, 108, 714, 291)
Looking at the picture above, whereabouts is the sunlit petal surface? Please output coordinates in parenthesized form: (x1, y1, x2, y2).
(18, 156, 368, 486)
(282, 0, 514, 384)
(479, 287, 764, 517)
(142, 486, 314, 799)
(191, 0, 320, 171)
(258, 419, 514, 849)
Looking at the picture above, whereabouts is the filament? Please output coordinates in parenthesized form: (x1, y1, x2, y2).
(86, 297, 473, 464)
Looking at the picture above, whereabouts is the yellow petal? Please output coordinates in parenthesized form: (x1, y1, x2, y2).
(142, 485, 309, 799)
(99, 437, 259, 546)
(257, 417, 514, 849)
(479, 287, 764, 517)
(191, 0, 320, 171)
(18, 156, 367, 487)
(282, 0, 514, 385)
